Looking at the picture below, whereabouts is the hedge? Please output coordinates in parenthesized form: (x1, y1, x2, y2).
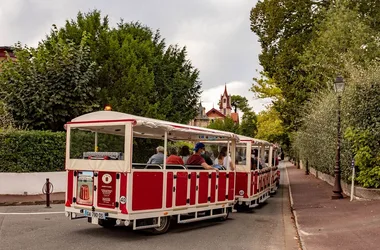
(0, 129, 198, 172)
(0, 130, 66, 172)
(293, 63, 380, 188)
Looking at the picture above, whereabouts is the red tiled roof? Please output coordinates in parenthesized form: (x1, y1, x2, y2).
(0, 46, 15, 58)
(206, 108, 226, 118)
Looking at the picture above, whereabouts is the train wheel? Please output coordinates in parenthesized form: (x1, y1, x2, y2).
(151, 216, 171, 235)
(98, 218, 116, 228)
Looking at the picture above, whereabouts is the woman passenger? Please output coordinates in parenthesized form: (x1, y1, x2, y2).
(179, 145, 190, 164)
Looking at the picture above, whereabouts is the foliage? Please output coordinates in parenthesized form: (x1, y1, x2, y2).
(256, 106, 286, 144)
(300, 1, 380, 92)
(293, 60, 380, 186)
(0, 130, 66, 172)
(251, 71, 283, 101)
(0, 36, 99, 131)
(43, 10, 201, 124)
(239, 111, 258, 138)
(0, 101, 14, 129)
(250, 0, 329, 132)
(207, 116, 239, 134)
(345, 128, 380, 188)
(231, 95, 250, 113)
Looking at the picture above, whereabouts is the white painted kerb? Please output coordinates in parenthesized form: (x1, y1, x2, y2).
(0, 172, 66, 195)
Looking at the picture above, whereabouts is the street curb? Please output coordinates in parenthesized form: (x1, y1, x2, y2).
(0, 200, 65, 206)
(285, 164, 307, 250)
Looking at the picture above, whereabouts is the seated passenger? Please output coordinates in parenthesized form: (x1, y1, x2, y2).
(186, 142, 218, 171)
(147, 146, 165, 164)
(201, 150, 214, 166)
(220, 146, 234, 171)
(179, 145, 191, 163)
(166, 148, 184, 165)
(213, 152, 226, 170)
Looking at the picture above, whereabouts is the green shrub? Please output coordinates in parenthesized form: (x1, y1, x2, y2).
(293, 62, 380, 187)
(0, 130, 66, 172)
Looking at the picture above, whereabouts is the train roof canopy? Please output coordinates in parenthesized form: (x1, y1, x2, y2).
(67, 111, 239, 142)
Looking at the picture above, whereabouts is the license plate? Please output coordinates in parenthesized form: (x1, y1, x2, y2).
(84, 210, 106, 219)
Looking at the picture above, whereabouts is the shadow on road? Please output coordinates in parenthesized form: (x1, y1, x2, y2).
(71, 217, 234, 241)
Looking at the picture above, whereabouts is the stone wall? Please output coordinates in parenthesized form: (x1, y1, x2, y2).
(300, 160, 380, 200)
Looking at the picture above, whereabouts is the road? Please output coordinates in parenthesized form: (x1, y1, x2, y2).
(0, 166, 299, 250)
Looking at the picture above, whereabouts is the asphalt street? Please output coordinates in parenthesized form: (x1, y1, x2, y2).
(0, 166, 299, 250)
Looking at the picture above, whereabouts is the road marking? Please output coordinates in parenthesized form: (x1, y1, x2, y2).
(300, 230, 313, 236)
(0, 212, 64, 215)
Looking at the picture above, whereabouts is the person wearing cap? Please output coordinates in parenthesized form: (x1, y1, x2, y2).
(147, 146, 165, 164)
(186, 142, 217, 171)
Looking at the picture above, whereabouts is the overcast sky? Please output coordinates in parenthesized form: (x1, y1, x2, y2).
(0, 0, 271, 114)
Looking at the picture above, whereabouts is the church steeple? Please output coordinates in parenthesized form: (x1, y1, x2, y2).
(219, 83, 232, 116)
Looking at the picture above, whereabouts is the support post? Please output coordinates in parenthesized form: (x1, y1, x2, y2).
(350, 159, 355, 201)
(332, 95, 343, 199)
(45, 178, 51, 208)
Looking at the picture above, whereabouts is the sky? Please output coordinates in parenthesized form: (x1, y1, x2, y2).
(0, 0, 272, 114)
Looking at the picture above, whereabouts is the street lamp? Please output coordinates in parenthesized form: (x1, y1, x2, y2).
(332, 76, 344, 199)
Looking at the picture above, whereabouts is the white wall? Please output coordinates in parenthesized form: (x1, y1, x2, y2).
(0, 172, 66, 195)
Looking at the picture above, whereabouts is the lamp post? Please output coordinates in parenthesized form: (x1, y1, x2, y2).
(332, 76, 345, 199)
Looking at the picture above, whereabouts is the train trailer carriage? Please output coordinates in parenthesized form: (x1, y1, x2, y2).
(64, 111, 239, 234)
(199, 135, 280, 212)
(230, 136, 279, 211)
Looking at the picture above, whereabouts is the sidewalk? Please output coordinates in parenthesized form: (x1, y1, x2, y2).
(286, 163, 380, 250)
(0, 192, 65, 206)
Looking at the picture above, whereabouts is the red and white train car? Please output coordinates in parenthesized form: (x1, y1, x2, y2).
(64, 111, 239, 234)
(233, 136, 280, 210)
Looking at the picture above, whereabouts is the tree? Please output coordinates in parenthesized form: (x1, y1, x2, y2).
(44, 10, 201, 124)
(250, 0, 329, 132)
(231, 95, 250, 113)
(255, 106, 285, 143)
(251, 71, 283, 101)
(300, 2, 380, 91)
(207, 117, 239, 133)
(239, 111, 258, 137)
(0, 36, 99, 131)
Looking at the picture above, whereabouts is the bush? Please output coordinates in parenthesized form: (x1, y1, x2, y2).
(0, 130, 66, 172)
(293, 62, 380, 187)
(0, 129, 169, 171)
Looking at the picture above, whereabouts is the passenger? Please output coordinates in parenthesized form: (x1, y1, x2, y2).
(179, 145, 191, 163)
(202, 150, 214, 166)
(186, 142, 218, 171)
(220, 146, 234, 171)
(251, 149, 258, 170)
(166, 148, 184, 165)
(147, 146, 165, 164)
(213, 152, 226, 170)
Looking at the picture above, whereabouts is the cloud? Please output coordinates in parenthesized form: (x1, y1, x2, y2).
(0, 0, 263, 94)
(201, 81, 272, 116)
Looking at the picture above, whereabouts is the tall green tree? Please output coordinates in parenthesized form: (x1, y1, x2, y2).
(0, 36, 99, 131)
(44, 10, 201, 124)
(239, 111, 258, 138)
(231, 95, 250, 113)
(250, 0, 329, 132)
(300, 1, 380, 90)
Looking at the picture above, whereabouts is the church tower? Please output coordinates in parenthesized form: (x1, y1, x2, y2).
(219, 84, 232, 116)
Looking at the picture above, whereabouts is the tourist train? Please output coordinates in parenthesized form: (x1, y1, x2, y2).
(64, 110, 281, 234)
